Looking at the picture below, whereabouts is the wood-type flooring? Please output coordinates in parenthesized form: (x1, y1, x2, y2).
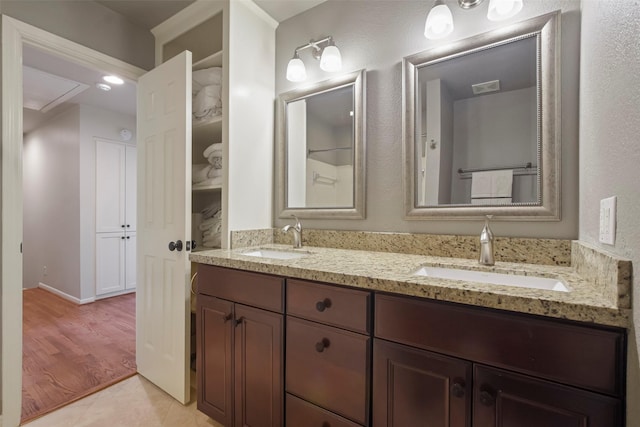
(22, 288, 136, 423)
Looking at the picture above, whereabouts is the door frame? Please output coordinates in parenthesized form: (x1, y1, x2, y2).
(1, 15, 145, 426)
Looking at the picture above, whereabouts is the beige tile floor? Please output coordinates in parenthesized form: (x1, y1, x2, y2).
(23, 375, 223, 427)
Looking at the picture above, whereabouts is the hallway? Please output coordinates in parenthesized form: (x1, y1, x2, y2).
(22, 288, 136, 422)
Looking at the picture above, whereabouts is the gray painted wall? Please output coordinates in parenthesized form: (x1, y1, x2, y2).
(579, 1, 640, 422)
(23, 106, 82, 297)
(1, 0, 154, 70)
(275, 0, 580, 238)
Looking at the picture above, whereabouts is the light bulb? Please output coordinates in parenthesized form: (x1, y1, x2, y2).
(487, 0, 523, 21)
(320, 44, 342, 72)
(424, 3, 454, 40)
(286, 55, 306, 82)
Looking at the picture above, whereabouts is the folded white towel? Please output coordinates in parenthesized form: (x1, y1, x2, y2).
(193, 85, 221, 119)
(471, 171, 494, 198)
(192, 164, 213, 184)
(193, 67, 222, 93)
(208, 168, 223, 179)
(493, 170, 513, 198)
(209, 155, 222, 169)
(471, 169, 513, 199)
(203, 142, 223, 159)
(202, 233, 221, 248)
(201, 201, 221, 219)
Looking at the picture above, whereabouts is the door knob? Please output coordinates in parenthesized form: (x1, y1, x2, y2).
(168, 240, 183, 252)
(315, 338, 330, 353)
(315, 298, 332, 312)
(450, 379, 466, 398)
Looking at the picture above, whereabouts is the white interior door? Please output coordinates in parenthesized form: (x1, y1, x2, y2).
(136, 50, 192, 404)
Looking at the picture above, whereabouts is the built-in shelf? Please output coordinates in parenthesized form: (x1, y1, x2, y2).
(193, 50, 223, 71)
(193, 114, 222, 143)
(193, 182, 222, 192)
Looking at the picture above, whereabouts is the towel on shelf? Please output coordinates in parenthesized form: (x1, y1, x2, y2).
(202, 233, 221, 248)
(201, 201, 221, 219)
(209, 156, 222, 169)
(470, 169, 513, 203)
(193, 176, 222, 189)
(192, 164, 213, 184)
(203, 142, 222, 159)
(208, 168, 223, 179)
(192, 67, 222, 93)
(193, 84, 221, 119)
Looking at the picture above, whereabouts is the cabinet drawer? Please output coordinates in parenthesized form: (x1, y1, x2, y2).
(197, 265, 284, 313)
(287, 279, 371, 333)
(286, 317, 370, 425)
(286, 394, 362, 427)
(375, 294, 625, 396)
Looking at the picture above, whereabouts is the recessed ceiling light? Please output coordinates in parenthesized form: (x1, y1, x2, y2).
(96, 82, 112, 91)
(103, 75, 124, 85)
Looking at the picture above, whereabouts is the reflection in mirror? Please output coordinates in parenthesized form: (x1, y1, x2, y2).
(278, 69, 366, 219)
(287, 85, 354, 208)
(404, 11, 560, 220)
(416, 36, 538, 207)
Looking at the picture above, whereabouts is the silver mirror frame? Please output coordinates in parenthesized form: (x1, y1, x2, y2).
(403, 11, 561, 221)
(277, 69, 366, 219)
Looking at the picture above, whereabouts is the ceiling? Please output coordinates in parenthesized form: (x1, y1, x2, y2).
(95, 0, 326, 29)
(23, 0, 327, 134)
(23, 45, 137, 134)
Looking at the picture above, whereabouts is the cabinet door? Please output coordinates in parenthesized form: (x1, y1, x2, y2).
(124, 233, 136, 290)
(373, 339, 471, 427)
(197, 295, 234, 426)
(95, 232, 125, 295)
(234, 304, 283, 427)
(125, 146, 137, 231)
(96, 140, 126, 233)
(473, 365, 622, 427)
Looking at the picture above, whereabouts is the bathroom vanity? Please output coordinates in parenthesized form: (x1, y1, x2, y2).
(191, 243, 628, 427)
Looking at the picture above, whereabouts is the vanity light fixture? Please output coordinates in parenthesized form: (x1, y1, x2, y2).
(424, 0, 524, 40)
(286, 36, 342, 82)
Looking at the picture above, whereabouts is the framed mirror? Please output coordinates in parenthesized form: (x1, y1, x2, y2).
(403, 11, 560, 220)
(277, 69, 366, 219)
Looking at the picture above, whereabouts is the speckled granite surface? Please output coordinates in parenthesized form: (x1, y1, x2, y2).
(230, 229, 274, 249)
(572, 241, 632, 309)
(269, 229, 572, 266)
(190, 243, 630, 328)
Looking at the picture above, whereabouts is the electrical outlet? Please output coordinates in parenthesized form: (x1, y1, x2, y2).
(599, 196, 617, 245)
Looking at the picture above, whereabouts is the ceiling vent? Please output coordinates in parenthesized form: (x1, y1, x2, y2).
(23, 65, 89, 112)
(471, 79, 500, 95)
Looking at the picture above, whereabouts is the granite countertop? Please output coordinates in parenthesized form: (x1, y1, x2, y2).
(190, 244, 629, 328)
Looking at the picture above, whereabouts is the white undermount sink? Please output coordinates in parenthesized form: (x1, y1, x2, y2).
(241, 249, 309, 260)
(413, 266, 569, 292)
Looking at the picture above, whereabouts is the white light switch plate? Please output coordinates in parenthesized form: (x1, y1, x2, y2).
(599, 196, 617, 245)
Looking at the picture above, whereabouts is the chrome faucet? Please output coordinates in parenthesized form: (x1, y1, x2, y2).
(479, 215, 495, 266)
(282, 215, 302, 248)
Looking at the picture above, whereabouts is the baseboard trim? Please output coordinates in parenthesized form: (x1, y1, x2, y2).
(95, 288, 136, 300)
(37, 282, 95, 305)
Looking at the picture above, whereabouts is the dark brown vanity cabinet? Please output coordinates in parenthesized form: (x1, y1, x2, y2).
(197, 265, 284, 427)
(374, 294, 625, 427)
(286, 279, 373, 427)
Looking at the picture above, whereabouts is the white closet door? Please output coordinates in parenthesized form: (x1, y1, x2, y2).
(96, 232, 126, 295)
(125, 232, 136, 289)
(126, 146, 137, 231)
(96, 140, 126, 233)
(136, 50, 192, 404)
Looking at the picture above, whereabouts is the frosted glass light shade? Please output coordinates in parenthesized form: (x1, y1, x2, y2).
(424, 3, 454, 40)
(286, 57, 307, 82)
(320, 45, 342, 72)
(487, 0, 523, 21)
